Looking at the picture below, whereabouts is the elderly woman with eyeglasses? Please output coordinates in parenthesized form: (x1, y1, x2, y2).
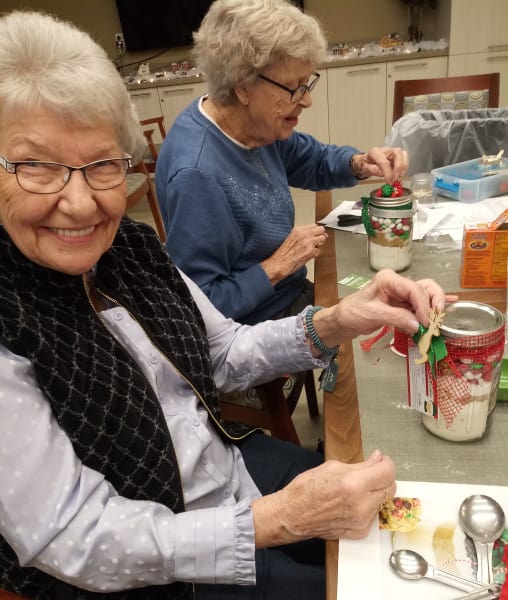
(156, 0, 409, 325)
(0, 9, 453, 600)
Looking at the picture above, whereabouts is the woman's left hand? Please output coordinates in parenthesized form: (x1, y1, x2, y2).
(352, 146, 409, 184)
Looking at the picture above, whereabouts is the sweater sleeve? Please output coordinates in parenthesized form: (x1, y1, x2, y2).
(277, 131, 361, 190)
(161, 167, 275, 321)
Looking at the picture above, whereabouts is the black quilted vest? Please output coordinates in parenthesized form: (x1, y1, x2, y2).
(0, 219, 253, 600)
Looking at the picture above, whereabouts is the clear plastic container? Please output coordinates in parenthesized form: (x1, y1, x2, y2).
(411, 172, 433, 203)
(431, 156, 508, 202)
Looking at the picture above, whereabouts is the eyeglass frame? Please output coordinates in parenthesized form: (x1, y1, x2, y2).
(257, 71, 320, 103)
(0, 155, 133, 194)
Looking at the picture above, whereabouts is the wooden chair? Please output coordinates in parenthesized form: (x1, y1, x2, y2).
(392, 72, 500, 123)
(220, 364, 319, 446)
(126, 161, 166, 241)
(0, 591, 30, 599)
(139, 116, 166, 173)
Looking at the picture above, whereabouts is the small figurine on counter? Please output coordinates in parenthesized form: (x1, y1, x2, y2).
(481, 149, 505, 167)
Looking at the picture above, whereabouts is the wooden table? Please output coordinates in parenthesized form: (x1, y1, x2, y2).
(314, 190, 506, 600)
(314, 190, 364, 600)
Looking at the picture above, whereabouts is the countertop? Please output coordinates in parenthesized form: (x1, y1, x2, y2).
(125, 48, 448, 91)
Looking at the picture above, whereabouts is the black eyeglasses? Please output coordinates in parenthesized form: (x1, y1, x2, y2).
(0, 155, 132, 194)
(258, 72, 320, 103)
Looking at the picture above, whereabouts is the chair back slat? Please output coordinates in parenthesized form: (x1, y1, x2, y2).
(392, 72, 500, 123)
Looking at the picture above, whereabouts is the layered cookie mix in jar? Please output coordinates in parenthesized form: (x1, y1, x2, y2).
(407, 302, 505, 442)
(362, 182, 414, 272)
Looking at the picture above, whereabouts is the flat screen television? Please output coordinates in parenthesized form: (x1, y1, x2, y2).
(115, 0, 305, 52)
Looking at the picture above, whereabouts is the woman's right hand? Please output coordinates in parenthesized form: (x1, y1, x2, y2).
(252, 450, 396, 547)
(260, 223, 328, 286)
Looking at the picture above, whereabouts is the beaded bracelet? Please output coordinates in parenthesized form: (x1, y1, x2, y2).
(304, 306, 338, 357)
(304, 306, 339, 392)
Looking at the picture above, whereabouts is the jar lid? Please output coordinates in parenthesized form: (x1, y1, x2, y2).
(441, 301, 504, 338)
(369, 187, 413, 207)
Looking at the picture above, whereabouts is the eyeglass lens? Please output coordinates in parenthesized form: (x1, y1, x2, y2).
(15, 159, 129, 193)
(292, 74, 319, 102)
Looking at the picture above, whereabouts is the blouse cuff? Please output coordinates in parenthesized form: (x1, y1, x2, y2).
(174, 497, 256, 585)
(296, 306, 329, 368)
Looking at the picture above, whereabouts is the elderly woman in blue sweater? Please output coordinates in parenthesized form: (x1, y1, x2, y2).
(156, 0, 409, 325)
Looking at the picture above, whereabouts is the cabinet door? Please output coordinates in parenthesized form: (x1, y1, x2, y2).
(295, 69, 329, 143)
(385, 56, 448, 132)
(450, 0, 508, 55)
(129, 88, 164, 143)
(448, 51, 508, 107)
(158, 81, 208, 133)
(327, 63, 386, 152)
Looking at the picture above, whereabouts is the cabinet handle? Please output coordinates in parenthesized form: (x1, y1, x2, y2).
(487, 54, 508, 62)
(346, 66, 381, 75)
(392, 62, 428, 70)
(161, 88, 194, 95)
(130, 92, 152, 97)
(488, 44, 508, 52)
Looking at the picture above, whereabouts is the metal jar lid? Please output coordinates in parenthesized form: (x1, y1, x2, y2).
(441, 301, 504, 339)
(369, 187, 413, 208)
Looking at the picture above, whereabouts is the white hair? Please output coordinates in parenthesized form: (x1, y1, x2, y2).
(193, 0, 327, 104)
(0, 10, 145, 161)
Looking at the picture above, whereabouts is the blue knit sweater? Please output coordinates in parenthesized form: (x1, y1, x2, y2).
(156, 98, 360, 325)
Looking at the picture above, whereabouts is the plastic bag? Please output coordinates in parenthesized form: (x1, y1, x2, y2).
(385, 108, 508, 175)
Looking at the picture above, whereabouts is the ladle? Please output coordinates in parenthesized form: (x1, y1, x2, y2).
(389, 549, 483, 592)
(458, 495, 506, 585)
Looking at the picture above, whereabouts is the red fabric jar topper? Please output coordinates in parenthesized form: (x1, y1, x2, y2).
(501, 542, 508, 600)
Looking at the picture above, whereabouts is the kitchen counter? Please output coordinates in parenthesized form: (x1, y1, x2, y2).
(125, 48, 448, 91)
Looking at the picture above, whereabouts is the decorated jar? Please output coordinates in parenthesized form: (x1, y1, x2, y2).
(418, 301, 505, 442)
(362, 183, 414, 272)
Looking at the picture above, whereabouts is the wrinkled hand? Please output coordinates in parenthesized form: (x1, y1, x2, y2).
(352, 146, 409, 184)
(314, 269, 458, 348)
(253, 450, 396, 546)
(261, 224, 328, 286)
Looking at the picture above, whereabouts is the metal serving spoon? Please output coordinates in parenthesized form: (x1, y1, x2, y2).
(389, 549, 484, 592)
(458, 495, 506, 585)
(451, 583, 502, 600)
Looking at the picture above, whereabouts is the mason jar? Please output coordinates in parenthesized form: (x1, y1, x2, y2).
(363, 187, 414, 272)
(411, 172, 433, 203)
(421, 301, 505, 441)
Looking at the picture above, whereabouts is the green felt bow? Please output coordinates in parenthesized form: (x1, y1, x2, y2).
(361, 197, 376, 236)
(412, 323, 448, 376)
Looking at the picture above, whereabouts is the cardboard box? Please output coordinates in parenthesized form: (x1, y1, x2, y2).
(460, 209, 508, 288)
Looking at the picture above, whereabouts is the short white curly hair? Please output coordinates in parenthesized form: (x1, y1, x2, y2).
(0, 10, 145, 161)
(193, 0, 327, 104)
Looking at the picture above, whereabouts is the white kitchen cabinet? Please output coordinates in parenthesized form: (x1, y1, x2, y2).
(327, 62, 386, 152)
(448, 52, 508, 107)
(295, 69, 329, 143)
(158, 81, 208, 133)
(385, 56, 448, 131)
(129, 80, 208, 145)
(448, 0, 508, 106)
(128, 88, 163, 141)
(449, 0, 508, 55)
